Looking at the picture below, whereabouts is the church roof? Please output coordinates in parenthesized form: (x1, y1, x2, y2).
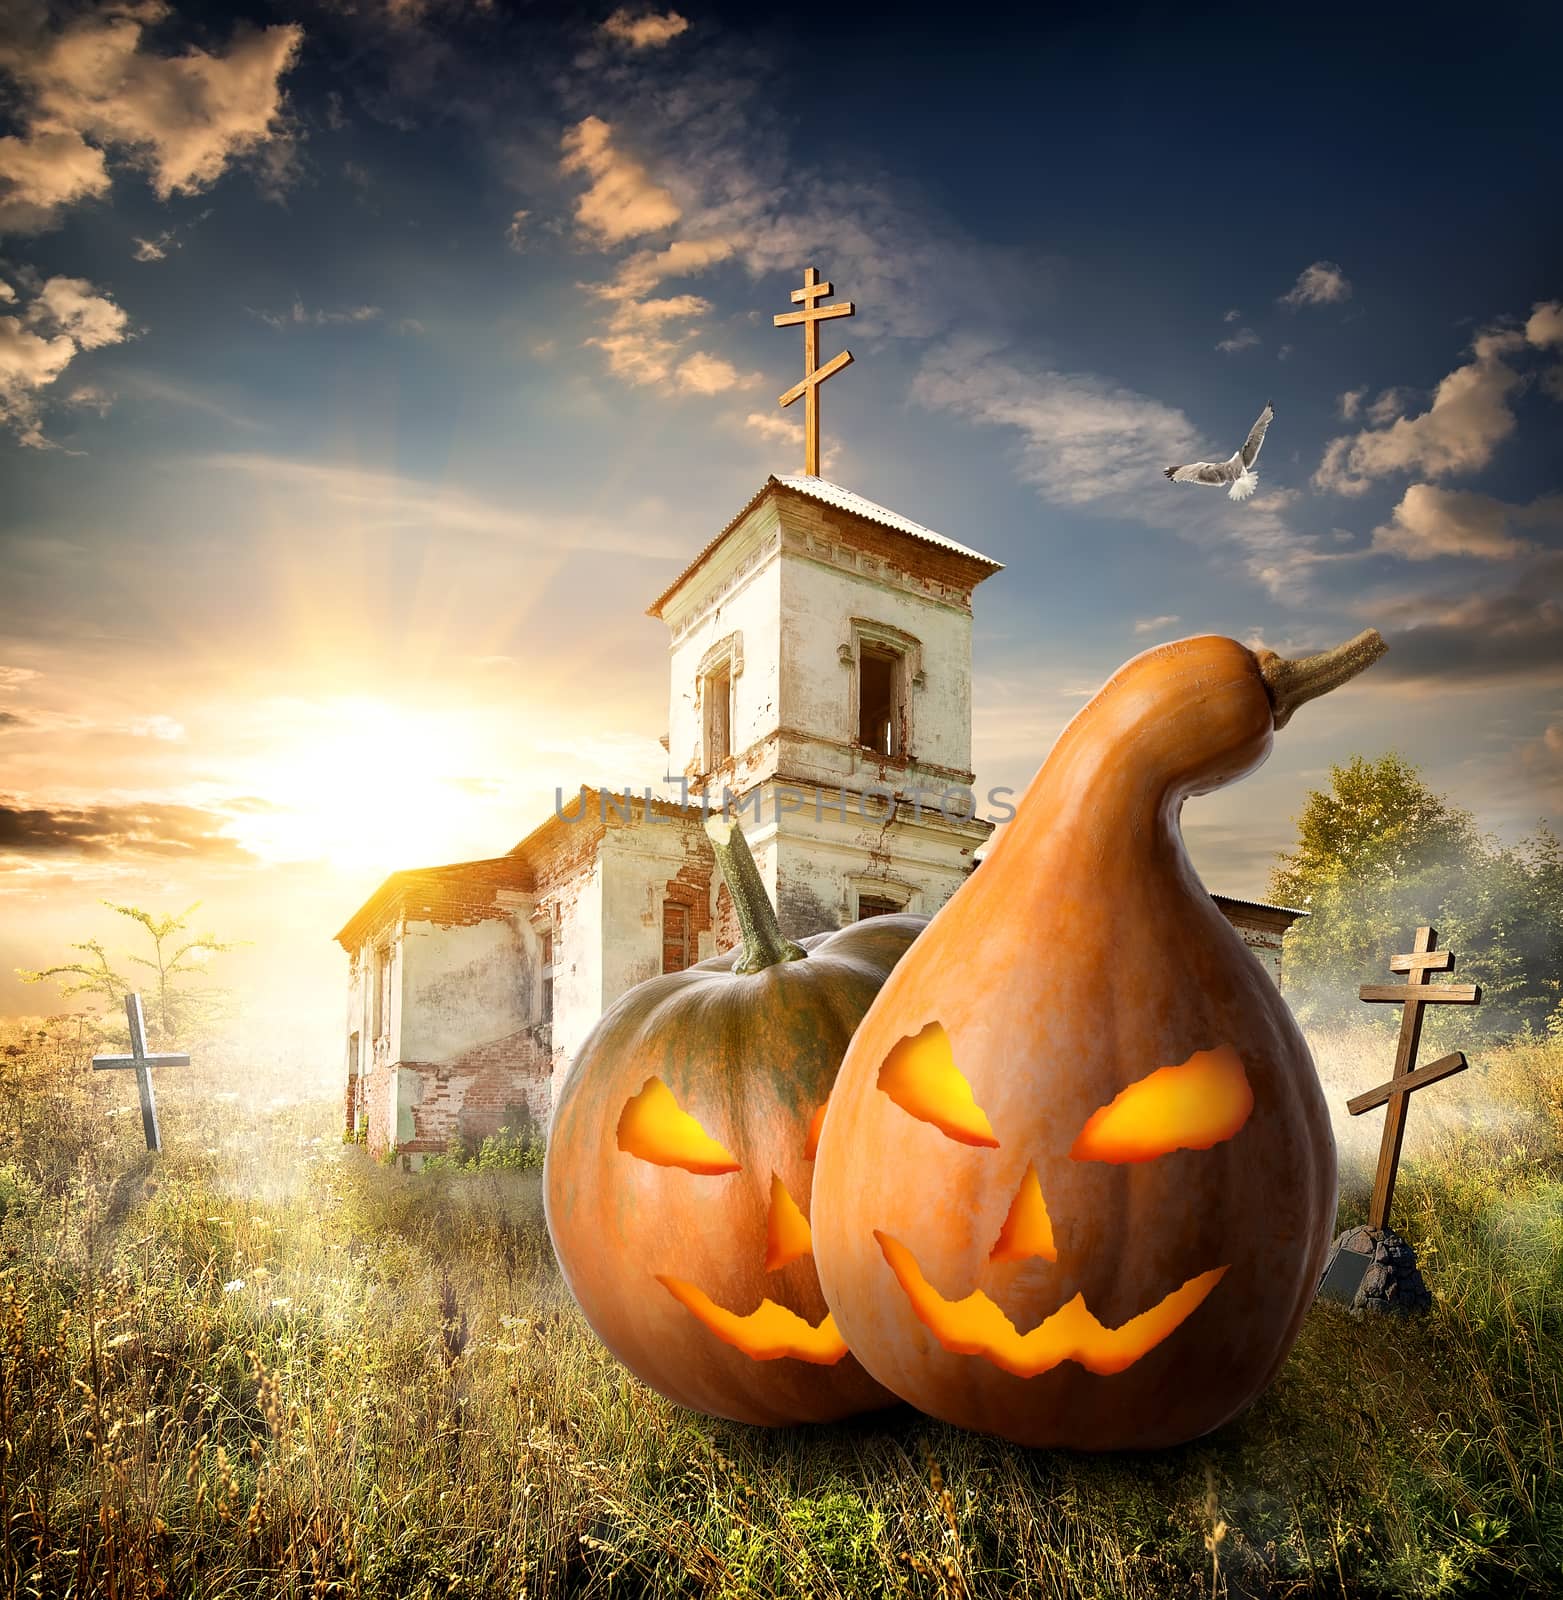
(333, 855, 528, 950)
(1209, 893, 1310, 924)
(647, 474, 1003, 619)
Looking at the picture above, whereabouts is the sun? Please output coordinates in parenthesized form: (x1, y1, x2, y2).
(219, 697, 505, 873)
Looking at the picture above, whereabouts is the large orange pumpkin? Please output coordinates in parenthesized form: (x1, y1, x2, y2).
(810, 631, 1386, 1450)
(543, 818, 915, 1425)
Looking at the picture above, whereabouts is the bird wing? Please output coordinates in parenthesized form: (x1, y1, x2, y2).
(1163, 460, 1233, 486)
(1239, 403, 1274, 468)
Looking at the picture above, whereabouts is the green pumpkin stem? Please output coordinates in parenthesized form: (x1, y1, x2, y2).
(704, 815, 808, 974)
(1255, 628, 1387, 729)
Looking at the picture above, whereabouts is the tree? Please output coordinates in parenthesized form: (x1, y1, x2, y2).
(1268, 753, 1479, 911)
(1270, 755, 1563, 1040)
(18, 901, 241, 1048)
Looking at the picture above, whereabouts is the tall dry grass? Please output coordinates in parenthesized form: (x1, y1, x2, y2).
(1, 1013, 1559, 1598)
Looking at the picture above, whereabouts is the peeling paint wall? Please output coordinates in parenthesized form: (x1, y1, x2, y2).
(663, 502, 784, 792)
(779, 517, 978, 787)
(399, 916, 533, 1063)
(548, 855, 603, 1107)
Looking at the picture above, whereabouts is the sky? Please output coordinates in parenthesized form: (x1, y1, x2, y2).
(1, 0, 1560, 1057)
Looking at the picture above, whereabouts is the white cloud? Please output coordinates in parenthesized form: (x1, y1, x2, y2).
(505, 208, 529, 251)
(585, 328, 676, 386)
(132, 232, 171, 261)
(31, 277, 131, 349)
(0, 129, 111, 232)
(674, 350, 748, 395)
(0, 4, 302, 231)
(1339, 387, 1365, 419)
(1222, 308, 1241, 323)
(608, 292, 710, 329)
(1364, 387, 1411, 425)
(1517, 721, 1563, 809)
(560, 116, 680, 244)
(1279, 260, 1351, 308)
(1216, 326, 1259, 354)
(1314, 326, 1528, 494)
(744, 411, 800, 446)
(1134, 614, 1181, 635)
(250, 298, 383, 329)
(913, 337, 1358, 599)
(594, 236, 739, 302)
(740, 410, 839, 473)
(913, 339, 1198, 506)
(599, 9, 690, 49)
(0, 276, 130, 447)
(1525, 299, 1563, 348)
(1371, 484, 1561, 562)
(66, 384, 115, 415)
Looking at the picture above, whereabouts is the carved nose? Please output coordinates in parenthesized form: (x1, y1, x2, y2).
(989, 1161, 1057, 1263)
(764, 1174, 813, 1271)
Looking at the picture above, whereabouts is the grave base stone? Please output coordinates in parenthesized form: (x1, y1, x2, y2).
(1319, 1225, 1433, 1316)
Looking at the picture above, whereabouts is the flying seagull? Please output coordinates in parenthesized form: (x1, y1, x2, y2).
(1164, 402, 1274, 502)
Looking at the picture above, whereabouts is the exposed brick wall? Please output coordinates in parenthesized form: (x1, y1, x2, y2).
(390, 1025, 552, 1158)
(714, 881, 737, 955)
(663, 857, 713, 947)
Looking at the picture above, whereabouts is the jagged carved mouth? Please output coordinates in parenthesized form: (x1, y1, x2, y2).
(655, 1276, 849, 1365)
(876, 1232, 1228, 1378)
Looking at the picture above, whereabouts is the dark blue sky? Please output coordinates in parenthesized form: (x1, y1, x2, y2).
(1, 0, 1559, 1020)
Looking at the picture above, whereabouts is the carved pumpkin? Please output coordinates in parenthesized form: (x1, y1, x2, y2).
(810, 631, 1387, 1450)
(543, 818, 916, 1425)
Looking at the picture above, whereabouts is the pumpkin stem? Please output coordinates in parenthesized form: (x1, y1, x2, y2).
(1255, 629, 1387, 730)
(704, 816, 808, 974)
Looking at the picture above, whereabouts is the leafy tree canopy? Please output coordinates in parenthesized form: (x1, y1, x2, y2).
(1270, 754, 1563, 1041)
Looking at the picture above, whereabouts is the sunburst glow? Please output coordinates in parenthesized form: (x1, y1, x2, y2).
(217, 697, 506, 872)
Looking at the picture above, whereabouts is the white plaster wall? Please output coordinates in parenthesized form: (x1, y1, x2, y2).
(397, 915, 534, 1062)
(598, 820, 708, 995)
(664, 504, 784, 785)
(779, 550, 975, 781)
(777, 795, 985, 937)
(352, 930, 403, 1063)
(551, 856, 604, 1080)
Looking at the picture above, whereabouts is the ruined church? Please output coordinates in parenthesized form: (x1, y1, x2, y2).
(333, 471, 1305, 1163)
(335, 267, 1304, 1163)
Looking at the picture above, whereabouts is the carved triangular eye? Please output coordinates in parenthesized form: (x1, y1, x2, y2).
(1070, 1046, 1253, 1164)
(617, 1077, 741, 1174)
(878, 1021, 999, 1147)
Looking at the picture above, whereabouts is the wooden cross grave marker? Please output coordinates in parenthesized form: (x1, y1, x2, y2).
(773, 266, 854, 477)
(1351, 925, 1480, 1231)
(92, 992, 191, 1152)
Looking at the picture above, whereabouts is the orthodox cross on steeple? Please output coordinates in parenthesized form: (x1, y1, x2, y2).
(773, 266, 854, 476)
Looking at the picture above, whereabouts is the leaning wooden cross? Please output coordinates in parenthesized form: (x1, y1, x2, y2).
(1352, 925, 1481, 1231)
(92, 992, 191, 1152)
(1318, 925, 1481, 1308)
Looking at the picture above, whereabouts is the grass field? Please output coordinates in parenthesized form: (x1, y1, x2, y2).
(1, 1017, 1559, 1598)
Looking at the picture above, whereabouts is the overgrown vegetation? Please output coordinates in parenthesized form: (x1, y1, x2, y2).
(1270, 753, 1563, 1040)
(2, 1014, 1559, 1598)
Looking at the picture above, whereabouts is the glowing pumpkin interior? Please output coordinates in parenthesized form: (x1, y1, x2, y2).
(619, 1078, 847, 1365)
(873, 1030, 1252, 1376)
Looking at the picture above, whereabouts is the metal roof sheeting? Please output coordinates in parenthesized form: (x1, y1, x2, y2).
(647, 474, 1002, 617)
(774, 475, 1003, 569)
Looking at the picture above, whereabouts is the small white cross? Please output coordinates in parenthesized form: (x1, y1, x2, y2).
(92, 993, 191, 1152)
